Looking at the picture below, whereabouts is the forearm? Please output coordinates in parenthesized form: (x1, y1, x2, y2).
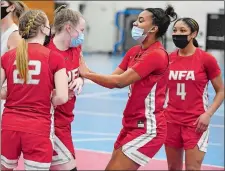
(0, 86, 7, 100)
(206, 90, 224, 117)
(85, 72, 121, 89)
(1, 89, 7, 100)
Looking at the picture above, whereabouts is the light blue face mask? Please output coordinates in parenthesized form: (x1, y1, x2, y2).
(70, 32, 84, 47)
(131, 26, 147, 43)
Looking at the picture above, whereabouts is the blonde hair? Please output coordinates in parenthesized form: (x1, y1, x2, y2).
(53, 5, 83, 33)
(16, 9, 47, 83)
(7, 1, 28, 20)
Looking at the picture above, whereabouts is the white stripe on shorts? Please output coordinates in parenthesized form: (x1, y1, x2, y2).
(197, 128, 209, 153)
(24, 159, 50, 170)
(122, 83, 158, 166)
(51, 135, 75, 167)
(1, 155, 18, 169)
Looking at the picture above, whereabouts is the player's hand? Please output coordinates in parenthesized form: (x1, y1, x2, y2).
(79, 60, 90, 78)
(68, 89, 75, 100)
(193, 113, 211, 133)
(68, 77, 84, 95)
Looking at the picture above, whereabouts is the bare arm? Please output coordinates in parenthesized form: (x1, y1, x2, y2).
(206, 74, 224, 117)
(83, 68, 141, 89)
(52, 68, 69, 106)
(1, 68, 7, 99)
(111, 67, 125, 75)
(7, 31, 22, 50)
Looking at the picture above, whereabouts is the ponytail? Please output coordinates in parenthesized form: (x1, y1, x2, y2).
(193, 38, 199, 47)
(16, 39, 28, 83)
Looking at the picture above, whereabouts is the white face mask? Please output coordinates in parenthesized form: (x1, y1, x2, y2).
(131, 26, 147, 43)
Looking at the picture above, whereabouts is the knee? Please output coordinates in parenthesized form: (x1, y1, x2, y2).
(185, 159, 202, 171)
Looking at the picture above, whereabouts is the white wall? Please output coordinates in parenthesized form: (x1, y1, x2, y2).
(66, 1, 224, 52)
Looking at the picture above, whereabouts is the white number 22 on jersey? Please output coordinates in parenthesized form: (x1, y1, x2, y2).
(13, 60, 41, 84)
(176, 83, 186, 100)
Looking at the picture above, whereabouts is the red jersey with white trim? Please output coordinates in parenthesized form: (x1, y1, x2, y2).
(46, 39, 81, 126)
(119, 41, 169, 129)
(165, 48, 221, 127)
(1, 43, 65, 137)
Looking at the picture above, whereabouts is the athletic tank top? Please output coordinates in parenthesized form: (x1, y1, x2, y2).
(1, 23, 18, 56)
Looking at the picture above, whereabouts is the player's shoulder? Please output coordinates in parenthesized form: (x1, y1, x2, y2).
(129, 45, 141, 53)
(168, 49, 178, 59)
(1, 48, 16, 62)
(195, 48, 217, 64)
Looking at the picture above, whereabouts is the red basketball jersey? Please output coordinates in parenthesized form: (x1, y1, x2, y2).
(46, 39, 81, 126)
(119, 41, 169, 130)
(165, 48, 221, 126)
(1, 43, 65, 137)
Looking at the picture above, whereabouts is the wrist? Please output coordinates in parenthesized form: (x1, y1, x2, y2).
(205, 111, 213, 118)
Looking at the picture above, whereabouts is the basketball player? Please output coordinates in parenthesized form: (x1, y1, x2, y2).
(46, 6, 85, 171)
(1, 9, 68, 170)
(1, 0, 27, 54)
(164, 18, 224, 170)
(79, 5, 177, 170)
(1, 0, 27, 114)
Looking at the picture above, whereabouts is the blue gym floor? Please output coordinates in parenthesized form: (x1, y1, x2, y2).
(72, 53, 224, 167)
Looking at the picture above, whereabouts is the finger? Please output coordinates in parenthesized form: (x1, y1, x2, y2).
(77, 86, 83, 95)
(73, 83, 80, 92)
(69, 81, 77, 90)
(193, 118, 199, 125)
(196, 122, 201, 132)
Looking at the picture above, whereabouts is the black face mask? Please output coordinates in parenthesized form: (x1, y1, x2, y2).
(1, 6, 10, 20)
(172, 35, 191, 49)
(43, 27, 51, 46)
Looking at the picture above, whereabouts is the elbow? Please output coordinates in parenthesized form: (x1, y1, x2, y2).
(58, 95, 68, 105)
(114, 79, 126, 89)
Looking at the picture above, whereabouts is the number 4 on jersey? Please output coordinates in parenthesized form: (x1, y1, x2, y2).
(176, 83, 186, 100)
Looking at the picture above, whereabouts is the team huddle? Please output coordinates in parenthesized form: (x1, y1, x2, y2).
(1, 1, 224, 171)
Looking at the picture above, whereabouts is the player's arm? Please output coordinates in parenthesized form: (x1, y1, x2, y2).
(80, 50, 167, 89)
(7, 31, 22, 50)
(52, 68, 69, 106)
(50, 51, 68, 106)
(204, 54, 224, 117)
(1, 67, 7, 99)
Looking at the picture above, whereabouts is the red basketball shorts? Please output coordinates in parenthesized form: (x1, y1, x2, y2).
(1, 129, 53, 170)
(50, 124, 76, 170)
(165, 122, 209, 152)
(114, 115, 167, 166)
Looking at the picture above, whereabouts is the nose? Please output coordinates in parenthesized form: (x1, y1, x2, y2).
(133, 21, 138, 26)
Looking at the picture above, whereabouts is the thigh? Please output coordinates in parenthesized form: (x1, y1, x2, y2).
(106, 147, 139, 171)
(185, 146, 205, 170)
(182, 127, 208, 170)
(21, 132, 53, 170)
(165, 146, 184, 170)
(50, 126, 75, 170)
(1, 130, 21, 170)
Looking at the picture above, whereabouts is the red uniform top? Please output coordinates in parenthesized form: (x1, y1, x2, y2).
(119, 41, 169, 130)
(46, 39, 81, 126)
(1, 43, 65, 137)
(165, 48, 221, 127)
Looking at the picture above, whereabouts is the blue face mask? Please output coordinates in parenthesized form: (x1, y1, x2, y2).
(70, 32, 84, 47)
(131, 26, 147, 43)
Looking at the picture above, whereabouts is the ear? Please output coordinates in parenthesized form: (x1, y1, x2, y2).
(149, 26, 158, 33)
(64, 24, 71, 32)
(191, 31, 198, 38)
(40, 25, 45, 34)
(8, 4, 15, 12)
